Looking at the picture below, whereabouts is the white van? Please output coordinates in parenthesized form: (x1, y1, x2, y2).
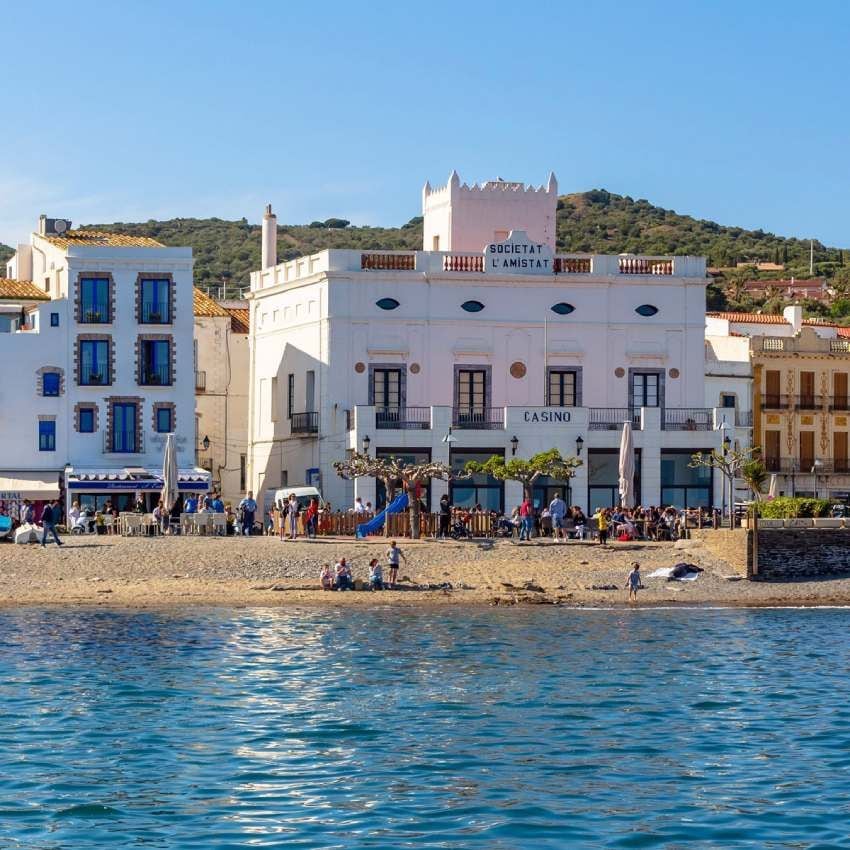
(273, 486, 324, 512)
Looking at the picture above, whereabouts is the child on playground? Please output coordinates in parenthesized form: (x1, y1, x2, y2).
(386, 540, 406, 588)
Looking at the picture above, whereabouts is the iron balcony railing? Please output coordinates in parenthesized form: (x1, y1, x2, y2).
(761, 394, 792, 410)
(104, 431, 139, 453)
(291, 411, 319, 434)
(735, 409, 753, 427)
(764, 458, 850, 474)
(195, 370, 206, 391)
(831, 397, 850, 412)
(795, 394, 825, 411)
(664, 408, 712, 431)
(140, 303, 171, 324)
(589, 408, 642, 431)
(79, 367, 110, 386)
(139, 364, 172, 386)
(375, 407, 431, 430)
(452, 407, 505, 429)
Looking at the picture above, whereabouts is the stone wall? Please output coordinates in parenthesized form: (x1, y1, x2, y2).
(690, 528, 749, 576)
(754, 528, 850, 580)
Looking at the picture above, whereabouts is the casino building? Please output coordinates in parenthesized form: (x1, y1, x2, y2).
(247, 172, 725, 514)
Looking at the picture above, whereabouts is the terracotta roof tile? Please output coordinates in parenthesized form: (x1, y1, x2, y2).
(227, 308, 249, 334)
(0, 278, 50, 301)
(193, 287, 230, 318)
(707, 312, 789, 324)
(42, 230, 165, 249)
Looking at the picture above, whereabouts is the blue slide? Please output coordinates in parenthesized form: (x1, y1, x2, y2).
(356, 493, 409, 538)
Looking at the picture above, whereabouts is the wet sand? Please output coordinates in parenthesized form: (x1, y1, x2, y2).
(2, 533, 850, 609)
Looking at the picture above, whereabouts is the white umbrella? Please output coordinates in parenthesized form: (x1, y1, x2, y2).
(161, 433, 179, 513)
(618, 420, 635, 508)
(767, 473, 778, 500)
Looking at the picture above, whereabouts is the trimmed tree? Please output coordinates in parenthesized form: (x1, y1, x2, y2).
(689, 446, 762, 523)
(463, 449, 582, 501)
(333, 452, 465, 539)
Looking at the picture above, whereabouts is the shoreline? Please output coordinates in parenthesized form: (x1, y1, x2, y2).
(3, 535, 850, 610)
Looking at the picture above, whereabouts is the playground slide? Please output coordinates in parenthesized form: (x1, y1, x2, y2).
(356, 493, 409, 538)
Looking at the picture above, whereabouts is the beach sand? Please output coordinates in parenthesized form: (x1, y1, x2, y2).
(1, 533, 850, 608)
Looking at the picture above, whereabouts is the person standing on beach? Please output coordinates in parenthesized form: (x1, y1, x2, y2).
(287, 493, 299, 540)
(626, 562, 641, 602)
(595, 508, 609, 545)
(40, 499, 63, 548)
(549, 493, 567, 543)
(438, 494, 452, 539)
(519, 495, 533, 541)
(386, 540, 406, 588)
(239, 491, 257, 536)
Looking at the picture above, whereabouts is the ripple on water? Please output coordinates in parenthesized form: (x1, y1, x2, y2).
(1, 607, 850, 848)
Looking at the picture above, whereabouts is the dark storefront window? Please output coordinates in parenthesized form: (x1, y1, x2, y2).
(450, 448, 504, 512)
(587, 449, 641, 512)
(661, 450, 712, 508)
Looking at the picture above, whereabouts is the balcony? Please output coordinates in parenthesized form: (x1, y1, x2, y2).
(664, 408, 712, 431)
(103, 431, 139, 454)
(761, 394, 791, 410)
(795, 395, 825, 411)
(735, 409, 753, 427)
(79, 369, 109, 387)
(291, 411, 319, 434)
(589, 408, 642, 431)
(618, 256, 673, 275)
(140, 303, 171, 324)
(376, 406, 431, 430)
(195, 370, 206, 392)
(139, 364, 172, 387)
(452, 407, 505, 430)
(830, 397, 850, 412)
(554, 256, 591, 274)
(764, 458, 850, 474)
(360, 252, 415, 271)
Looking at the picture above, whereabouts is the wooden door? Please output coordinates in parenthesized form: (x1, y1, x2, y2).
(800, 371, 816, 409)
(834, 372, 848, 411)
(765, 431, 781, 470)
(765, 370, 781, 407)
(800, 431, 815, 470)
(835, 432, 848, 473)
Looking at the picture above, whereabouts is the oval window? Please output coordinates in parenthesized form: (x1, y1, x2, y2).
(461, 300, 485, 313)
(375, 298, 400, 310)
(635, 304, 658, 317)
(550, 302, 575, 316)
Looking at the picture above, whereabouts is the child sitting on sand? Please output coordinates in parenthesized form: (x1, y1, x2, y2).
(320, 563, 333, 591)
(368, 558, 384, 591)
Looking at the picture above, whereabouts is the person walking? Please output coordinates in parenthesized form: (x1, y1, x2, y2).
(626, 561, 642, 602)
(40, 499, 63, 548)
(238, 490, 257, 536)
(549, 492, 567, 543)
(438, 494, 451, 539)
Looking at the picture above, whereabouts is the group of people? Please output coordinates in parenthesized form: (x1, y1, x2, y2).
(276, 493, 320, 540)
(319, 541, 407, 591)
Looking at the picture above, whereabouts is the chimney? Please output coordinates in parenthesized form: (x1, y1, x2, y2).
(261, 204, 277, 269)
(38, 214, 47, 236)
(783, 304, 803, 334)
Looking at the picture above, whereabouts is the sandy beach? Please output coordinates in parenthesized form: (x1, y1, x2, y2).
(2, 532, 850, 608)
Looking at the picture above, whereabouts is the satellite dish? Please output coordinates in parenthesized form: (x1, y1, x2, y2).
(53, 219, 68, 234)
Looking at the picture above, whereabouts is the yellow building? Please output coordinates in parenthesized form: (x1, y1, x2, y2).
(707, 306, 850, 500)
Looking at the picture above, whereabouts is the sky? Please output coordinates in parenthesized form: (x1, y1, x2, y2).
(2, 0, 850, 247)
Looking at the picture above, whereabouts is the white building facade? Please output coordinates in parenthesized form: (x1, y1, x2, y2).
(247, 174, 726, 516)
(0, 217, 207, 516)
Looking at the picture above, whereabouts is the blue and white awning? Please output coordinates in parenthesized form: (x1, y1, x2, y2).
(66, 468, 211, 492)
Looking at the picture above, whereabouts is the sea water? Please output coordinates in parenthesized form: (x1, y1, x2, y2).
(1, 607, 849, 849)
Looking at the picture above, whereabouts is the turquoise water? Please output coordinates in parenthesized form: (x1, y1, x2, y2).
(1, 608, 849, 849)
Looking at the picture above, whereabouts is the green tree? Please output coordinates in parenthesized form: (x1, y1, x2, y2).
(463, 449, 582, 500)
(741, 458, 768, 501)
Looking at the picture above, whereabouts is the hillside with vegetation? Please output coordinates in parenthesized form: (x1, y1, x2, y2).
(76, 192, 849, 317)
(0, 243, 13, 270)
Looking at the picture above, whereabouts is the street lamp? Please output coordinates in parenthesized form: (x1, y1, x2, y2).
(362, 434, 371, 455)
(575, 435, 584, 457)
(201, 435, 210, 451)
(510, 435, 519, 456)
(442, 426, 457, 444)
(719, 420, 731, 526)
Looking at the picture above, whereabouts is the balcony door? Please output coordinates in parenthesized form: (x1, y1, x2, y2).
(800, 431, 815, 471)
(456, 368, 488, 423)
(112, 402, 138, 453)
(373, 368, 402, 427)
(765, 430, 781, 471)
(835, 373, 848, 411)
(835, 432, 848, 474)
(765, 370, 781, 407)
(800, 371, 816, 409)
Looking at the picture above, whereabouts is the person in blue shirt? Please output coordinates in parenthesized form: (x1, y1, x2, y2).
(184, 495, 198, 514)
(211, 493, 224, 513)
(238, 491, 258, 536)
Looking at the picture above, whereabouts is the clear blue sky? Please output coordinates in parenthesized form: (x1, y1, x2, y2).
(2, 0, 849, 247)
